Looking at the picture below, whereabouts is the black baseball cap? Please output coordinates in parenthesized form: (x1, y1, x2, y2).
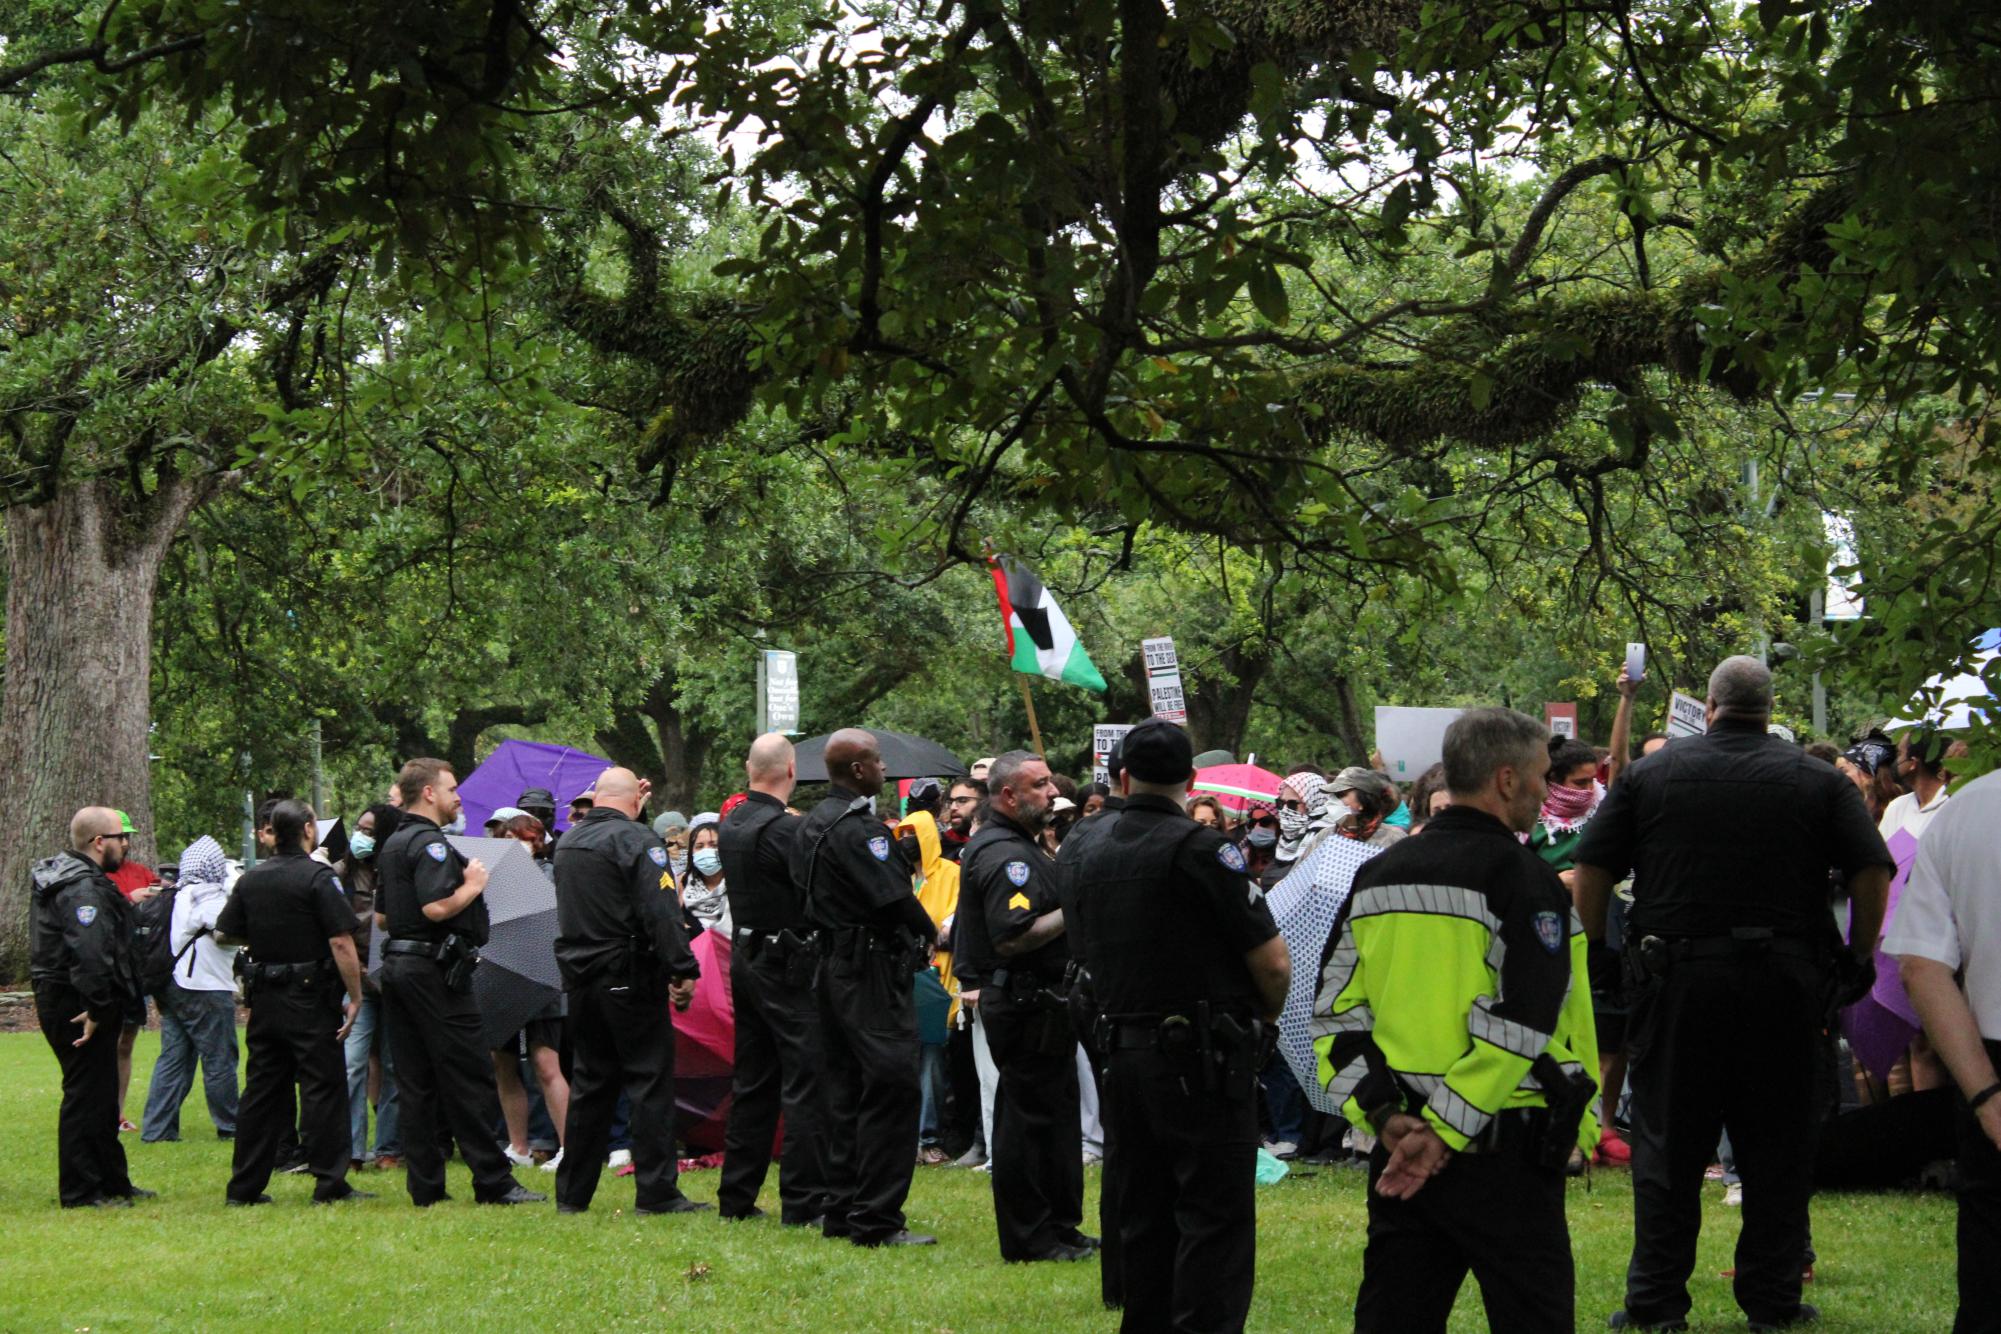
(1122, 718, 1194, 785)
(517, 787, 557, 812)
(1106, 736, 1126, 781)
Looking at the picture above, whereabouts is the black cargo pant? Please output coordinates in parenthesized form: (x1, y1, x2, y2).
(1952, 1039, 2001, 1334)
(1623, 948, 1820, 1327)
(559, 977, 688, 1212)
(718, 935, 830, 1223)
(380, 954, 519, 1204)
(35, 981, 133, 1206)
(817, 938, 920, 1243)
(230, 979, 352, 1202)
(1355, 1122, 1574, 1332)
(984, 987, 1084, 1260)
(1103, 1047, 1258, 1333)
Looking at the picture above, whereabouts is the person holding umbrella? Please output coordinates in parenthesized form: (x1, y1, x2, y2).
(551, 767, 706, 1216)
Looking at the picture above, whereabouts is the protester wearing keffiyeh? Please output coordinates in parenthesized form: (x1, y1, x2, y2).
(1274, 772, 1329, 862)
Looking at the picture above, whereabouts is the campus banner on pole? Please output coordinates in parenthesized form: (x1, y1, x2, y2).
(1375, 707, 1465, 779)
(757, 649, 800, 735)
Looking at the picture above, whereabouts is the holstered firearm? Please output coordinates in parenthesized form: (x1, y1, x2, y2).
(438, 932, 481, 995)
(1530, 1052, 1596, 1171)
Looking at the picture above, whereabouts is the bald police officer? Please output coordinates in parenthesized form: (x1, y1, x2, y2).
(794, 727, 938, 1247)
(553, 767, 706, 1216)
(717, 734, 831, 1225)
(960, 749, 1092, 1263)
(218, 799, 370, 1206)
(377, 757, 543, 1207)
(1067, 719, 1291, 1333)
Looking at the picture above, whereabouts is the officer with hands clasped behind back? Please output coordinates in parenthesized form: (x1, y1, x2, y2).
(1066, 719, 1292, 1334)
(794, 727, 940, 1248)
(218, 798, 371, 1206)
(30, 806, 151, 1208)
(552, 766, 706, 1216)
(377, 757, 544, 1207)
(717, 734, 832, 1226)
(1313, 707, 1602, 1334)
(958, 749, 1094, 1263)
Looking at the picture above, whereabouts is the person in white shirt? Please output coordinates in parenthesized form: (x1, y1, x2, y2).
(1879, 728, 1955, 844)
(1889, 769, 2001, 1330)
(139, 836, 241, 1142)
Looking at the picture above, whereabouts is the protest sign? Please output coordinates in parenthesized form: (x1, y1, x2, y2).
(1666, 691, 1707, 738)
(1142, 635, 1188, 723)
(1092, 723, 1134, 786)
(1545, 703, 1578, 739)
(1375, 706, 1465, 778)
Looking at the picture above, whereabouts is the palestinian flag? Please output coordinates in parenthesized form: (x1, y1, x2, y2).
(991, 555, 1107, 693)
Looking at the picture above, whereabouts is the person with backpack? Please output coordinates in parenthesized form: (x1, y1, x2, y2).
(140, 836, 241, 1143)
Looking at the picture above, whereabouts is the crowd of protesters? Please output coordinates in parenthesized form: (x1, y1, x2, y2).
(23, 655, 2001, 1332)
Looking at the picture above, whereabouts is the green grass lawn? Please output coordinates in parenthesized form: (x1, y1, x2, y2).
(0, 1029, 1958, 1330)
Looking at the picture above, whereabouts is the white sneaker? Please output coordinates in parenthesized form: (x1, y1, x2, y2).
(538, 1148, 564, 1173)
(1723, 1181, 1743, 1207)
(607, 1148, 633, 1170)
(503, 1145, 534, 1168)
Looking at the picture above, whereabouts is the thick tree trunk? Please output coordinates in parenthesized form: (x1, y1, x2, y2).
(644, 677, 710, 817)
(0, 476, 205, 977)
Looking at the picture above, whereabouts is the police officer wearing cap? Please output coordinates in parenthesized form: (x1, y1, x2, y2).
(959, 749, 1094, 1263)
(552, 766, 706, 1215)
(1574, 658, 1892, 1332)
(1066, 719, 1290, 1333)
(30, 806, 150, 1208)
(377, 757, 543, 1207)
(218, 799, 370, 1206)
(793, 727, 939, 1247)
(717, 734, 831, 1225)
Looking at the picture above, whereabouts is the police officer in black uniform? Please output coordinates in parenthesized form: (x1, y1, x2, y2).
(1056, 736, 1128, 1306)
(377, 758, 543, 1207)
(959, 749, 1094, 1263)
(552, 766, 707, 1215)
(717, 734, 831, 1224)
(218, 799, 370, 1206)
(30, 806, 150, 1208)
(1574, 657, 1893, 1332)
(793, 727, 938, 1247)
(1066, 719, 1291, 1333)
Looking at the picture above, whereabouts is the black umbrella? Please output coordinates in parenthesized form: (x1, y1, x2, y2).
(792, 728, 970, 782)
(366, 835, 561, 1048)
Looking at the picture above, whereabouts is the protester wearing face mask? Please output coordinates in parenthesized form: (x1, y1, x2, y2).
(1238, 803, 1280, 880)
(681, 813, 731, 936)
(340, 804, 403, 1172)
(1328, 767, 1408, 850)
(1262, 770, 1328, 889)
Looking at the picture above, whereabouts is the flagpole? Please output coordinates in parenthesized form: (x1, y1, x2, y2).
(1017, 677, 1047, 759)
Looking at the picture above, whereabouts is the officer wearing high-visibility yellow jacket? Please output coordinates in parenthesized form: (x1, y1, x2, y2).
(1311, 706, 1599, 1334)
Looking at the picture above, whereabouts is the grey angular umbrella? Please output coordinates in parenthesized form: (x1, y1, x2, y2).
(792, 728, 969, 782)
(366, 835, 561, 1048)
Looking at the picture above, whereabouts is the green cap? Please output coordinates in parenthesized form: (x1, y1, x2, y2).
(114, 809, 137, 834)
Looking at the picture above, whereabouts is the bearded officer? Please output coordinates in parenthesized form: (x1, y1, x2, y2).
(960, 749, 1093, 1263)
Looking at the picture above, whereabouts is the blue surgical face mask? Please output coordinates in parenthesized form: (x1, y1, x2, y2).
(348, 832, 376, 861)
(1245, 827, 1278, 851)
(692, 848, 723, 878)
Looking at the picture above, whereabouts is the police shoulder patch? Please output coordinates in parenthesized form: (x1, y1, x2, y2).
(648, 846, 668, 868)
(1216, 841, 1248, 874)
(1533, 910, 1565, 954)
(425, 842, 448, 862)
(868, 835, 890, 862)
(1004, 860, 1030, 887)
(75, 903, 97, 926)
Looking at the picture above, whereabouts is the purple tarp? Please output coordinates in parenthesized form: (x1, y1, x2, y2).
(456, 739, 611, 834)
(1842, 827, 1922, 1083)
